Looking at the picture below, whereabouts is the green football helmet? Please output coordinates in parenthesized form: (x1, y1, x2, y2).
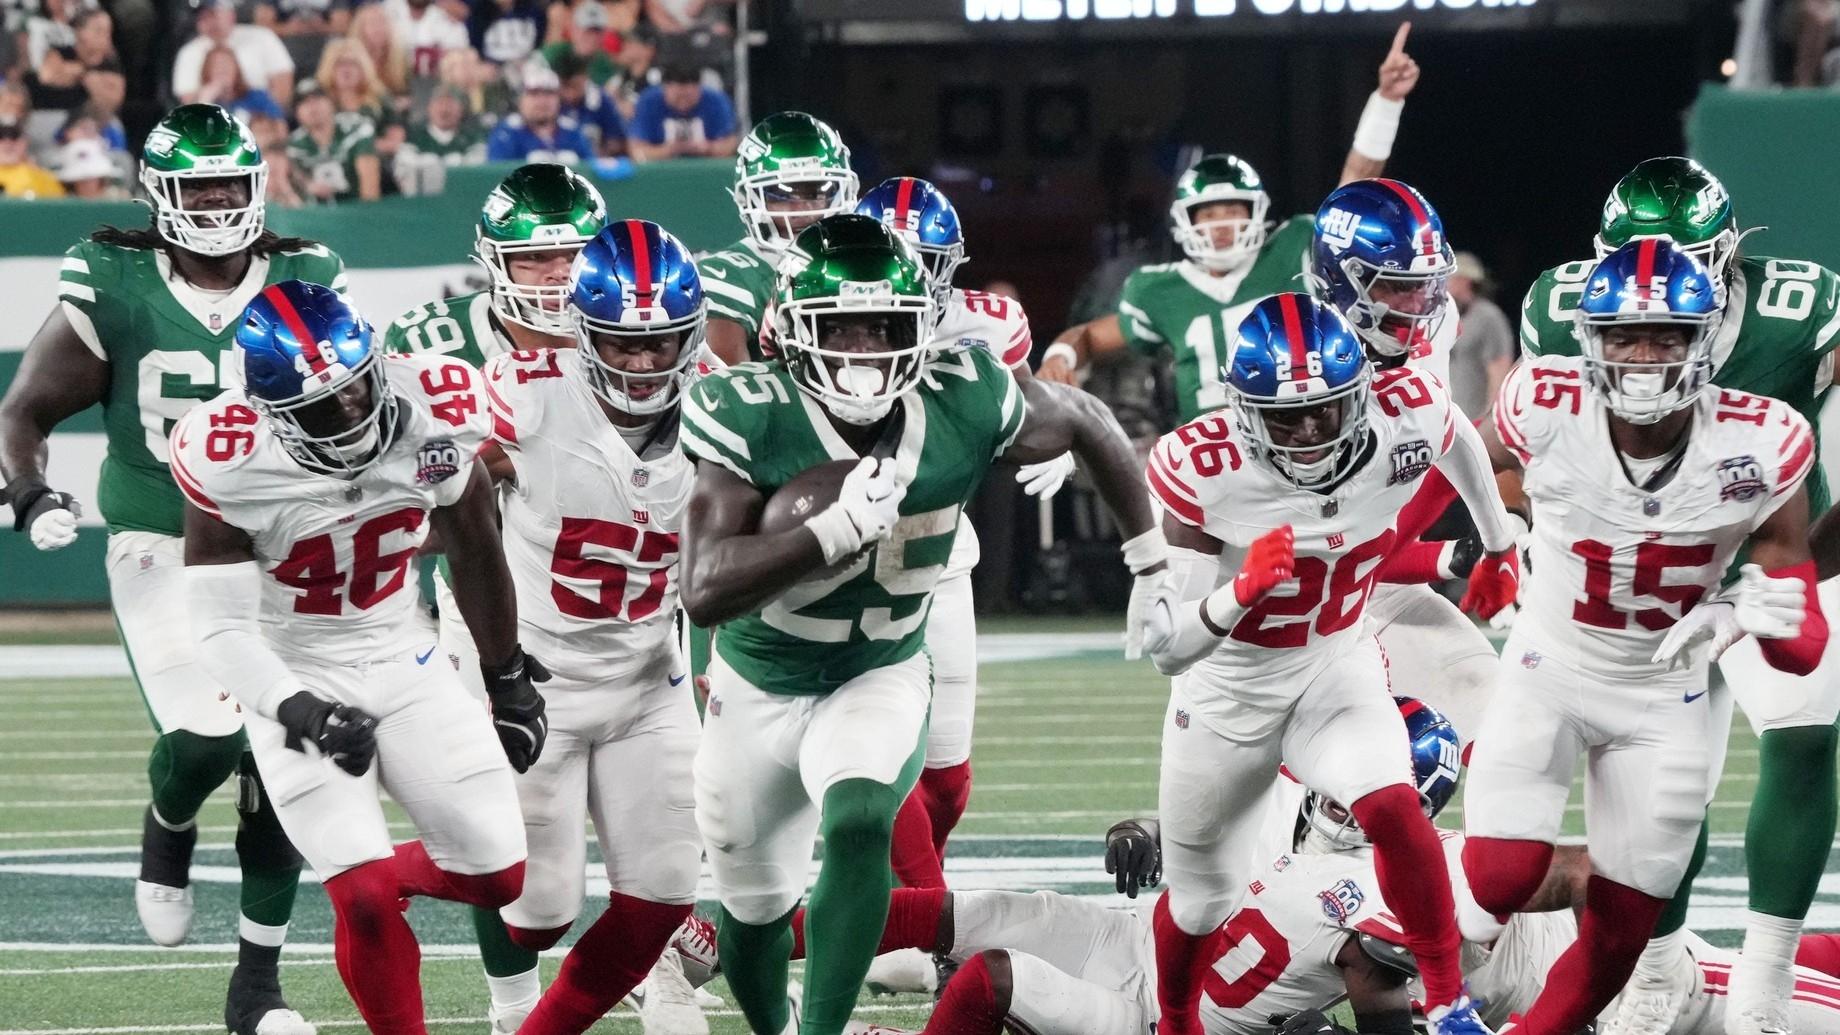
(773, 214, 936, 426)
(1594, 156, 1739, 286)
(139, 104, 268, 257)
(733, 112, 860, 257)
(475, 163, 609, 335)
(1170, 154, 1271, 273)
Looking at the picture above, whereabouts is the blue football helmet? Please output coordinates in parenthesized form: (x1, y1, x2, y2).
(1225, 293, 1372, 489)
(569, 219, 705, 417)
(1575, 238, 1722, 425)
(1311, 178, 1456, 361)
(856, 176, 966, 310)
(1301, 696, 1463, 852)
(238, 280, 396, 476)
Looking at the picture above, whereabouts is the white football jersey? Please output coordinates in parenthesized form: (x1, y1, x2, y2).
(1494, 355, 1815, 676)
(932, 287, 1032, 371)
(1147, 367, 1462, 722)
(482, 349, 693, 679)
(171, 353, 490, 665)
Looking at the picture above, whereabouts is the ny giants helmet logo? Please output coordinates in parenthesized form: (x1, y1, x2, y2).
(1319, 207, 1361, 252)
(1319, 878, 1365, 923)
(416, 439, 462, 484)
(1387, 439, 1432, 486)
(1718, 455, 1766, 502)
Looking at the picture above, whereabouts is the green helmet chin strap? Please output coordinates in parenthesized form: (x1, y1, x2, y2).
(139, 104, 268, 257)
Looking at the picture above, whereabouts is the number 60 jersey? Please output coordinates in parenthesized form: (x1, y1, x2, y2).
(1494, 354, 1815, 675)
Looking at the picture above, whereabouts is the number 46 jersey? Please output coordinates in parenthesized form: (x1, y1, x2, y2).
(1494, 355, 1815, 677)
(482, 349, 693, 681)
(169, 353, 489, 665)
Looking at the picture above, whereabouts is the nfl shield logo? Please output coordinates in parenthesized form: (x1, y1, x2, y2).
(342, 484, 363, 503)
(633, 467, 649, 487)
(1521, 650, 1543, 669)
(708, 696, 722, 717)
(1643, 497, 1662, 517)
(1174, 709, 1190, 730)
(1321, 499, 1339, 518)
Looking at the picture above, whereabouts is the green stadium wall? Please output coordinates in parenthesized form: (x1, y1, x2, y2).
(1686, 85, 1840, 276)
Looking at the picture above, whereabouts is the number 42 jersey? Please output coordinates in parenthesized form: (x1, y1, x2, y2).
(168, 353, 489, 665)
(1493, 355, 1815, 677)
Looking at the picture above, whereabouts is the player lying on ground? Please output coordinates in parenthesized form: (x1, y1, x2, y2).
(175, 281, 550, 1035)
(678, 214, 1166, 1035)
(1466, 238, 1827, 1035)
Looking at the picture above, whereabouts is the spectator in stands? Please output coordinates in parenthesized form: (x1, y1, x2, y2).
(627, 63, 734, 161)
(438, 45, 512, 122)
(606, 21, 656, 116)
(0, 80, 28, 125)
(317, 36, 405, 165)
(253, 0, 351, 37)
(540, 0, 618, 85)
(388, 0, 471, 80)
(245, 105, 305, 207)
(21, 0, 78, 74)
(348, 3, 409, 97)
(195, 44, 286, 124)
(173, 0, 296, 107)
(396, 82, 483, 193)
(287, 79, 381, 202)
(0, 118, 61, 196)
(486, 60, 590, 162)
(77, 61, 123, 142)
(551, 50, 623, 156)
(645, 0, 729, 36)
(55, 134, 123, 196)
(470, 0, 546, 67)
(56, 102, 125, 159)
(25, 6, 109, 114)
(1445, 251, 1517, 418)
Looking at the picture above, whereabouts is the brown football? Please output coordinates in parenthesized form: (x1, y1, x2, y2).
(758, 458, 871, 579)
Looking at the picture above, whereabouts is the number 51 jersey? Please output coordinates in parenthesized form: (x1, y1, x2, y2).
(169, 353, 490, 665)
(1146, 366, 1462, 724)
(482, 348, 694, 681)
(1493, 354, 1815, 677)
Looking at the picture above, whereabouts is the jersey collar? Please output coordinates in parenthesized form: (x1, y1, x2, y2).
(155, 249, 272, 337)
(1177, 259, 1253, 304)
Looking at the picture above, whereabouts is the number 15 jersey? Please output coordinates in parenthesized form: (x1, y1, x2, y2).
(1493, 355, 1814, 678)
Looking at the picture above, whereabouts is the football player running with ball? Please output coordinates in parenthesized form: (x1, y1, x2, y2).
(678, 214, 1165, 1035)
(471, 220, 711, 1035)
(1517, 157, 1840, 1035)
(174, 282, 550, 1035)
(1467, 239, 1827, 1035)
(0, 104, 347, 1035)
(1139, 293, 1518, 1035)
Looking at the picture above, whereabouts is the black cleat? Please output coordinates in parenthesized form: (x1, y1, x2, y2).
(932, 950, 960, 1002)
(225, 959, 316, 1035)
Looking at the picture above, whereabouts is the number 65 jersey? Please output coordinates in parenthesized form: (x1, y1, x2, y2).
(169, 353, 489, 665)
(482, 348, 693, 682)
(1493, 354, 1815, 677)
(1146, 366, 1465, 721)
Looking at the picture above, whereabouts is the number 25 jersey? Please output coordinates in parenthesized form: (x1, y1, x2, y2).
(1493, 355, 1814, 677)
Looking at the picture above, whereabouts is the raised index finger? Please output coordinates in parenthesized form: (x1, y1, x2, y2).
(1388, 21, 1411, 59)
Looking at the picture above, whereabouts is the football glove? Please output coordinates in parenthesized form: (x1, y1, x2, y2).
(1734, 563, 1808, 640)
(1652, 600, 1743, 671)
(4, 474, 81, 551)
(1121, 528, 1169, 661)
(275, 691, 379, 777)
(807, 457, 906, 565)
(1103, 818, 1162, 898)
(483, 647, 551, 774)
(1458, 547, 1520, 621)
(1015, 452, 1076, 499)
(1235, 525, 1296, 606)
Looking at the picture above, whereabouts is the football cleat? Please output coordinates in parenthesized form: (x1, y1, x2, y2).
(863, 947, 938, 996)
(225, 963, 316, 1035)
(487, 999, 534, 1035)
(670, 913, 721, 988)
(636, 947, 709, 1035)
(137, 805, 197, 945)
(1726, 1002, 1790, 1035)
(1426, 994, 1496, 1035)
(1602, 946, 1696, 1035)
(135, 881, 194, 946)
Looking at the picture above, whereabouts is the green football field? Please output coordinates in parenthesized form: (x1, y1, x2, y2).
(0, 619, 1824, 1034)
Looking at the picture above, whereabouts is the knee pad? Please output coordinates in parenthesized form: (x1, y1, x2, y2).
(819, 779, 903, 855)
(233, 753, 303, 872)
(506, 921, 572, 953)
(1461, 837, 1554, 916)
(446, 862, 526, 911)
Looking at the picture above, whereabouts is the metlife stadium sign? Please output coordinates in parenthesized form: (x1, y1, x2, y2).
(963, 0, 1535, 21)
(795, 0, 1695, 34)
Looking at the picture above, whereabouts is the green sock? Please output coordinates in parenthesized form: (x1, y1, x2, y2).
(148, 730, 246, 826)
(1653, 816, 1708, 937)
(1747, 724, 1838, 918)
(718, 904, 796, 1035)
(803, 778, 910, 1035)
(472, 906, 541, 978)
(688, 622, 712, 719)
(234, 753, 300, 928)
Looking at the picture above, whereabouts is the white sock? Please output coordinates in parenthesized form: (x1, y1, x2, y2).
(238, 916, 288, 948)
(1631, 927, 1688, 985)
(485, 967, 541, 1011)
(1734, 911, 1803, 1002)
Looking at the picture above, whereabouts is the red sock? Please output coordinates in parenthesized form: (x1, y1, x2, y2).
(324, 859, 426, 1035)
(1351, 785, 1463, 1008)
(520, 893, 692, 1035)
(392, 841, 523, 908)
(1798, 933, 1840, 977)
(790, 886, 948, 961)
(892, 790, 947, 889)
(506, 922, 571, 953)
(1152, 891, 1211, 1035)
(1521, 876, 1665, 1035)
(920, 762, 973, 862)
(1461, 836, 1555, 917)
(922, 951, 1007, 1035)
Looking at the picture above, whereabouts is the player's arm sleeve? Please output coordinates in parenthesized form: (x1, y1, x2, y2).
(1424, 373, 1515, 552)
(480, 353, 531, 493)
(1764, 405, 1818, 522)
(1488, 359, 1543, 467)
(1116, 273, 1164, 356)
(188, 560, 307, 720)
(1001, 301, 1035, 370)
(678, 374, 758, 484)
(404, 354, 492, 507)
(698, 255, 763, 338)
(56, 243, 106, 360)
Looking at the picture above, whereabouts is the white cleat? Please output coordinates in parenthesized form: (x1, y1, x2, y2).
(1605, 949, 1698, 1035)
(251, 1009, 317, 1035)
(1727, 1003, 1791, 1035)
(638, 948, 709, 1035)
(671, 914, 721, 988)
(487, 998, 536, 1035)
(863, 948, 937, 996)
(134, 880, 194, 946)
(1727, 950, 1795, 1035)
(693, 986, 726, 1009)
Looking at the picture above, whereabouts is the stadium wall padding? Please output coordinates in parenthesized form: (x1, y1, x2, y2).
(1686, 85, 1840, 276)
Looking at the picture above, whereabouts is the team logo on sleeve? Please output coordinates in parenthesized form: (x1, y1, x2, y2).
(1387, 439, 1433, 485)
(1717, 455, 1766, 503)
(416, 439, 463, 484)
(1319, 879, 1365, 923)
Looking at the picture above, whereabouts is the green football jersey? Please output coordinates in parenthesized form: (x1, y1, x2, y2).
(59, 238, 349, 537)
(697, 238, 778, 360)
(382, 290, 515, 369)
(1521, 253, 1840, 517)
(286, 113, 377, 204)
(681, 346, 1026, 696)
(1119, 216, 1316, 423)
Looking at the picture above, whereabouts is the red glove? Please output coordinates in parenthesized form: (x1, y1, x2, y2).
(1458, 547, 1520, 620)
(1235, 525, 1296, 606)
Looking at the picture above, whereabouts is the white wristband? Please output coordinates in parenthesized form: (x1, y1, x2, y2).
(804, 504, 860, 565)
(1352, 91, 1405, 161)
(1120, 526, 1169, 575)
(1041, 342, 1078, 371)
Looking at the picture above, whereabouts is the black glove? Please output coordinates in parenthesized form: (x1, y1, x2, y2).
(1444, 535, 1483, 580)
(3, 474, 77, 532)
(1104, 818, 1162, 898)
(1271, 1008, 1356, 1035)
(483, 647, 550, 773)
(275, 691, 379, 777)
